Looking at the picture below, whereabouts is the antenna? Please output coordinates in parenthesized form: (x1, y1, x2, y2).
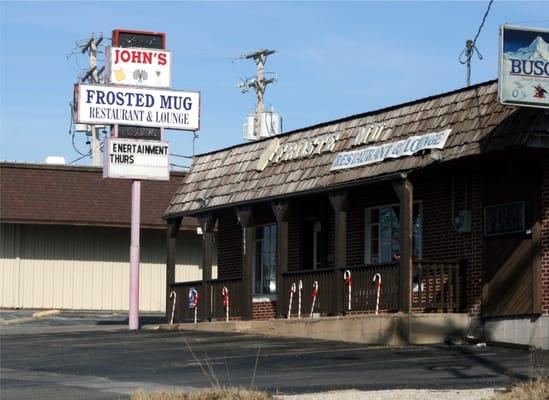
(237, 49, 278, 140)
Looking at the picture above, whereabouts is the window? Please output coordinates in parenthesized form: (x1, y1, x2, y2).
(365, 203, 422, 264)
(253, 224, 277, 294)
(312, 221, 322, 270)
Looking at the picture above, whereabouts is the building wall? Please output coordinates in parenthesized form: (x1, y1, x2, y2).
(542, 158, 549, 315)
(0, 223, 209, 312)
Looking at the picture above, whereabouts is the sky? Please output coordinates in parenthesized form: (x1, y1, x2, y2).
(1, 1, 548, 168)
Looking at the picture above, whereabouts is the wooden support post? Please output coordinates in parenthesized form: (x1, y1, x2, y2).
(329, 191, 347, 316)
(272, 201, 289, 318)
(236, 207, 254, 320)
(166, 217, 182, 322)
(198, 213, 216, 322)
(393, 178, 413, 314)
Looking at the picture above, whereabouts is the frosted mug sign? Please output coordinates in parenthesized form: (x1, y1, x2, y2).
(499, 25, 549, 109)
(106, 46, 171, 88)
(104, 138, 169, 180)
(75, 84, 200, 130)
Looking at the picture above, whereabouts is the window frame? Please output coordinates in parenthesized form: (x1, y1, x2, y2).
(252, 223, 278, 295)
(364, 201, 423, 264)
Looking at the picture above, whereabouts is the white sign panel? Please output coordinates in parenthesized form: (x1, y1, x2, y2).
(75, 84, 200, 130)
(103, 138, 170, 181)
(331, 129, 451, 171)
(499, 25, 549, 109)
(106, 46, 171, 88)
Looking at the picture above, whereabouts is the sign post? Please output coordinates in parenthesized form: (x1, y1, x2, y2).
(129, 180, 141, 330)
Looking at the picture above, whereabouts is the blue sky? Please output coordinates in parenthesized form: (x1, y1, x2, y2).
(1, 1, 548, 166)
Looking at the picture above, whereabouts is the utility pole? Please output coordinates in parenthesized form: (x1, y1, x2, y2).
(238, 49, 276, 139)
(81, 34, 104, 166)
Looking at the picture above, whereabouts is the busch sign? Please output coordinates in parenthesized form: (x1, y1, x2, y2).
(499, 25, 549, 109)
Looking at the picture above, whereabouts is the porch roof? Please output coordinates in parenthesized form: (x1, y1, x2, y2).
(166, 80, 548, 218)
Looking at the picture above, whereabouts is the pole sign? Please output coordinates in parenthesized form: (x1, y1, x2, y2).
(75, 83, 200, 130)
(499, 25, 549, 109)
(103, 137, 169, 180)
(106, 46, 172, 88)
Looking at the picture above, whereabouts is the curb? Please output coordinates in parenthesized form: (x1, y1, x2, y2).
(0, 310, 61, 326)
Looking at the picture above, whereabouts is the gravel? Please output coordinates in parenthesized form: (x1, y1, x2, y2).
(279, 388, 497, 400)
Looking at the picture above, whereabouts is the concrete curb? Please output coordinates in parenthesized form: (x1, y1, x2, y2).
(0, 310, 60, 326)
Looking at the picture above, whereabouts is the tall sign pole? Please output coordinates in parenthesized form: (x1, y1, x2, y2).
(74, 29, 200, 330)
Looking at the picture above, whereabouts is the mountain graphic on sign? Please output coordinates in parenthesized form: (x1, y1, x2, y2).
(504, 36, 549, 60)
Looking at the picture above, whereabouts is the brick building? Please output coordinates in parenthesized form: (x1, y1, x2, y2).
(0, 162, 207, 312)
(164, 80, 549, 348)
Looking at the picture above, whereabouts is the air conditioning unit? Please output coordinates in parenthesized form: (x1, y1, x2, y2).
(243, 114, 256, 141)
(258, 112, 282, 138)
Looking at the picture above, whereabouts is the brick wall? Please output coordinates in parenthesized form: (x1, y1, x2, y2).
(542, 158, 549, 315)
(252, 301, 277, 320)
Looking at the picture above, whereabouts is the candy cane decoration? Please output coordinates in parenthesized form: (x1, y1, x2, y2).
(297, 280, 303, 319)
(344, 269, 352, 311)
(287, 282, 296, 319)
(310, 281, 319, 318)
(169, 290, 177, 324)
(222, 286, 230, 322)
(373, 273, 382, 315)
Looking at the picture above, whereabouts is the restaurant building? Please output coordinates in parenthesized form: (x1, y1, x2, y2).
(164, 80, 549, 348)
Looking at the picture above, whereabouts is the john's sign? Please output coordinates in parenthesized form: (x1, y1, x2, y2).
(106, 46, 171, 88)
(499, 25, 549, 108)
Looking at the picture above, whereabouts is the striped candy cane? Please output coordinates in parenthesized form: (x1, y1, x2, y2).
(298, 280, 303, 319)
(222, 286, 229, 322)
(288, 282, 296, 319)
(373, 273, 382, 315)
(343, 269, 352, 311)
(169, 290, 177, 324)
(310, 281, 319, 318)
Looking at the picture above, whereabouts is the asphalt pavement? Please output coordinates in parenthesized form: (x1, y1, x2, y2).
(1, 311, 547, 400)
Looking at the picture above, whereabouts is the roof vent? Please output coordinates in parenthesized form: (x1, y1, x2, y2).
(44, 156, 66, 165)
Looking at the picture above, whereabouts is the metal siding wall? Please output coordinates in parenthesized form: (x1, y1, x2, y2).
(0, 223, 203, 312)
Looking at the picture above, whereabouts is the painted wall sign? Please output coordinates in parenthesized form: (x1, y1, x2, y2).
(106, 46, 171, 88)
(75, 84, 200, 131)
(499, 25, 549, 109)
(103, 137, 169, 180)
(331, 129, 451, 171)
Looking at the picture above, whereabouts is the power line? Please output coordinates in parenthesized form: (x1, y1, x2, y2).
(459, 0, 494, 86)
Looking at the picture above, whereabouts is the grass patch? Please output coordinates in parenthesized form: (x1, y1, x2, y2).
(131, 388, 274, 400)
(491, 376, 549, 400)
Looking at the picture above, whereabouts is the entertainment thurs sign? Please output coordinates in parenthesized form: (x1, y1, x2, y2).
(103, 138, 169, 180)
(499, 25, 549, 109)
(75, 84, 200, 130)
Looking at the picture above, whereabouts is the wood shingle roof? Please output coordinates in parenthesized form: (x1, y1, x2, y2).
(166, 80, 547, 217)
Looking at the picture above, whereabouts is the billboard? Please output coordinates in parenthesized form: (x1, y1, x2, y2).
(103, 137, 169, 180)
(106, 46, 171, 88)
(75, 83, 200, 131)
(499, 25, 549, 109)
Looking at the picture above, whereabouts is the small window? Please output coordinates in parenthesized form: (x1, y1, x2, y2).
(365, 202, 422, 264)
(253, 224, 277, 294)
(313, 221, 322, 269)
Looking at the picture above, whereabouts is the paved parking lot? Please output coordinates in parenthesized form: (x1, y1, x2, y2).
(1, 312, 547, 399)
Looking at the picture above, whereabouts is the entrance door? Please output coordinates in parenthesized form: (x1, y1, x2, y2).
(482, 161, 541, 317)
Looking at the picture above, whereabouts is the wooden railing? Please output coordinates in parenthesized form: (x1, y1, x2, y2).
(168, 281, 204, 322)
(342, 263, 400, 312)
(280, 268, 335, 317)
(208, 278, 243, 321)
(412, 261, 462, 311)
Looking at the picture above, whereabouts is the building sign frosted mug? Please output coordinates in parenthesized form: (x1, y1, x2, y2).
(106, 46, 171, 88)
(75, 84, 200, 130)
(499, 25, 549, 109)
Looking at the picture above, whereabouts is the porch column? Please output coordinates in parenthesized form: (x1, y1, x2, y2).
(198, 213, 216, 322)
(393, 177, 413, 313)
(236, 207, 254, 320)
(329, 191, 348, 316)
(166, 216, 182, 322)
(272, 200, 289, 318)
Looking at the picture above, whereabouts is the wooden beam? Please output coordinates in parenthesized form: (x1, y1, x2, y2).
(166, 217, 182, 322)
(329, 191, 347, 315)
(272, 201, 289, 318)
(236, 207, 254, 320)
(393, 179, 413, 313)
(197, 213, 216, 322)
